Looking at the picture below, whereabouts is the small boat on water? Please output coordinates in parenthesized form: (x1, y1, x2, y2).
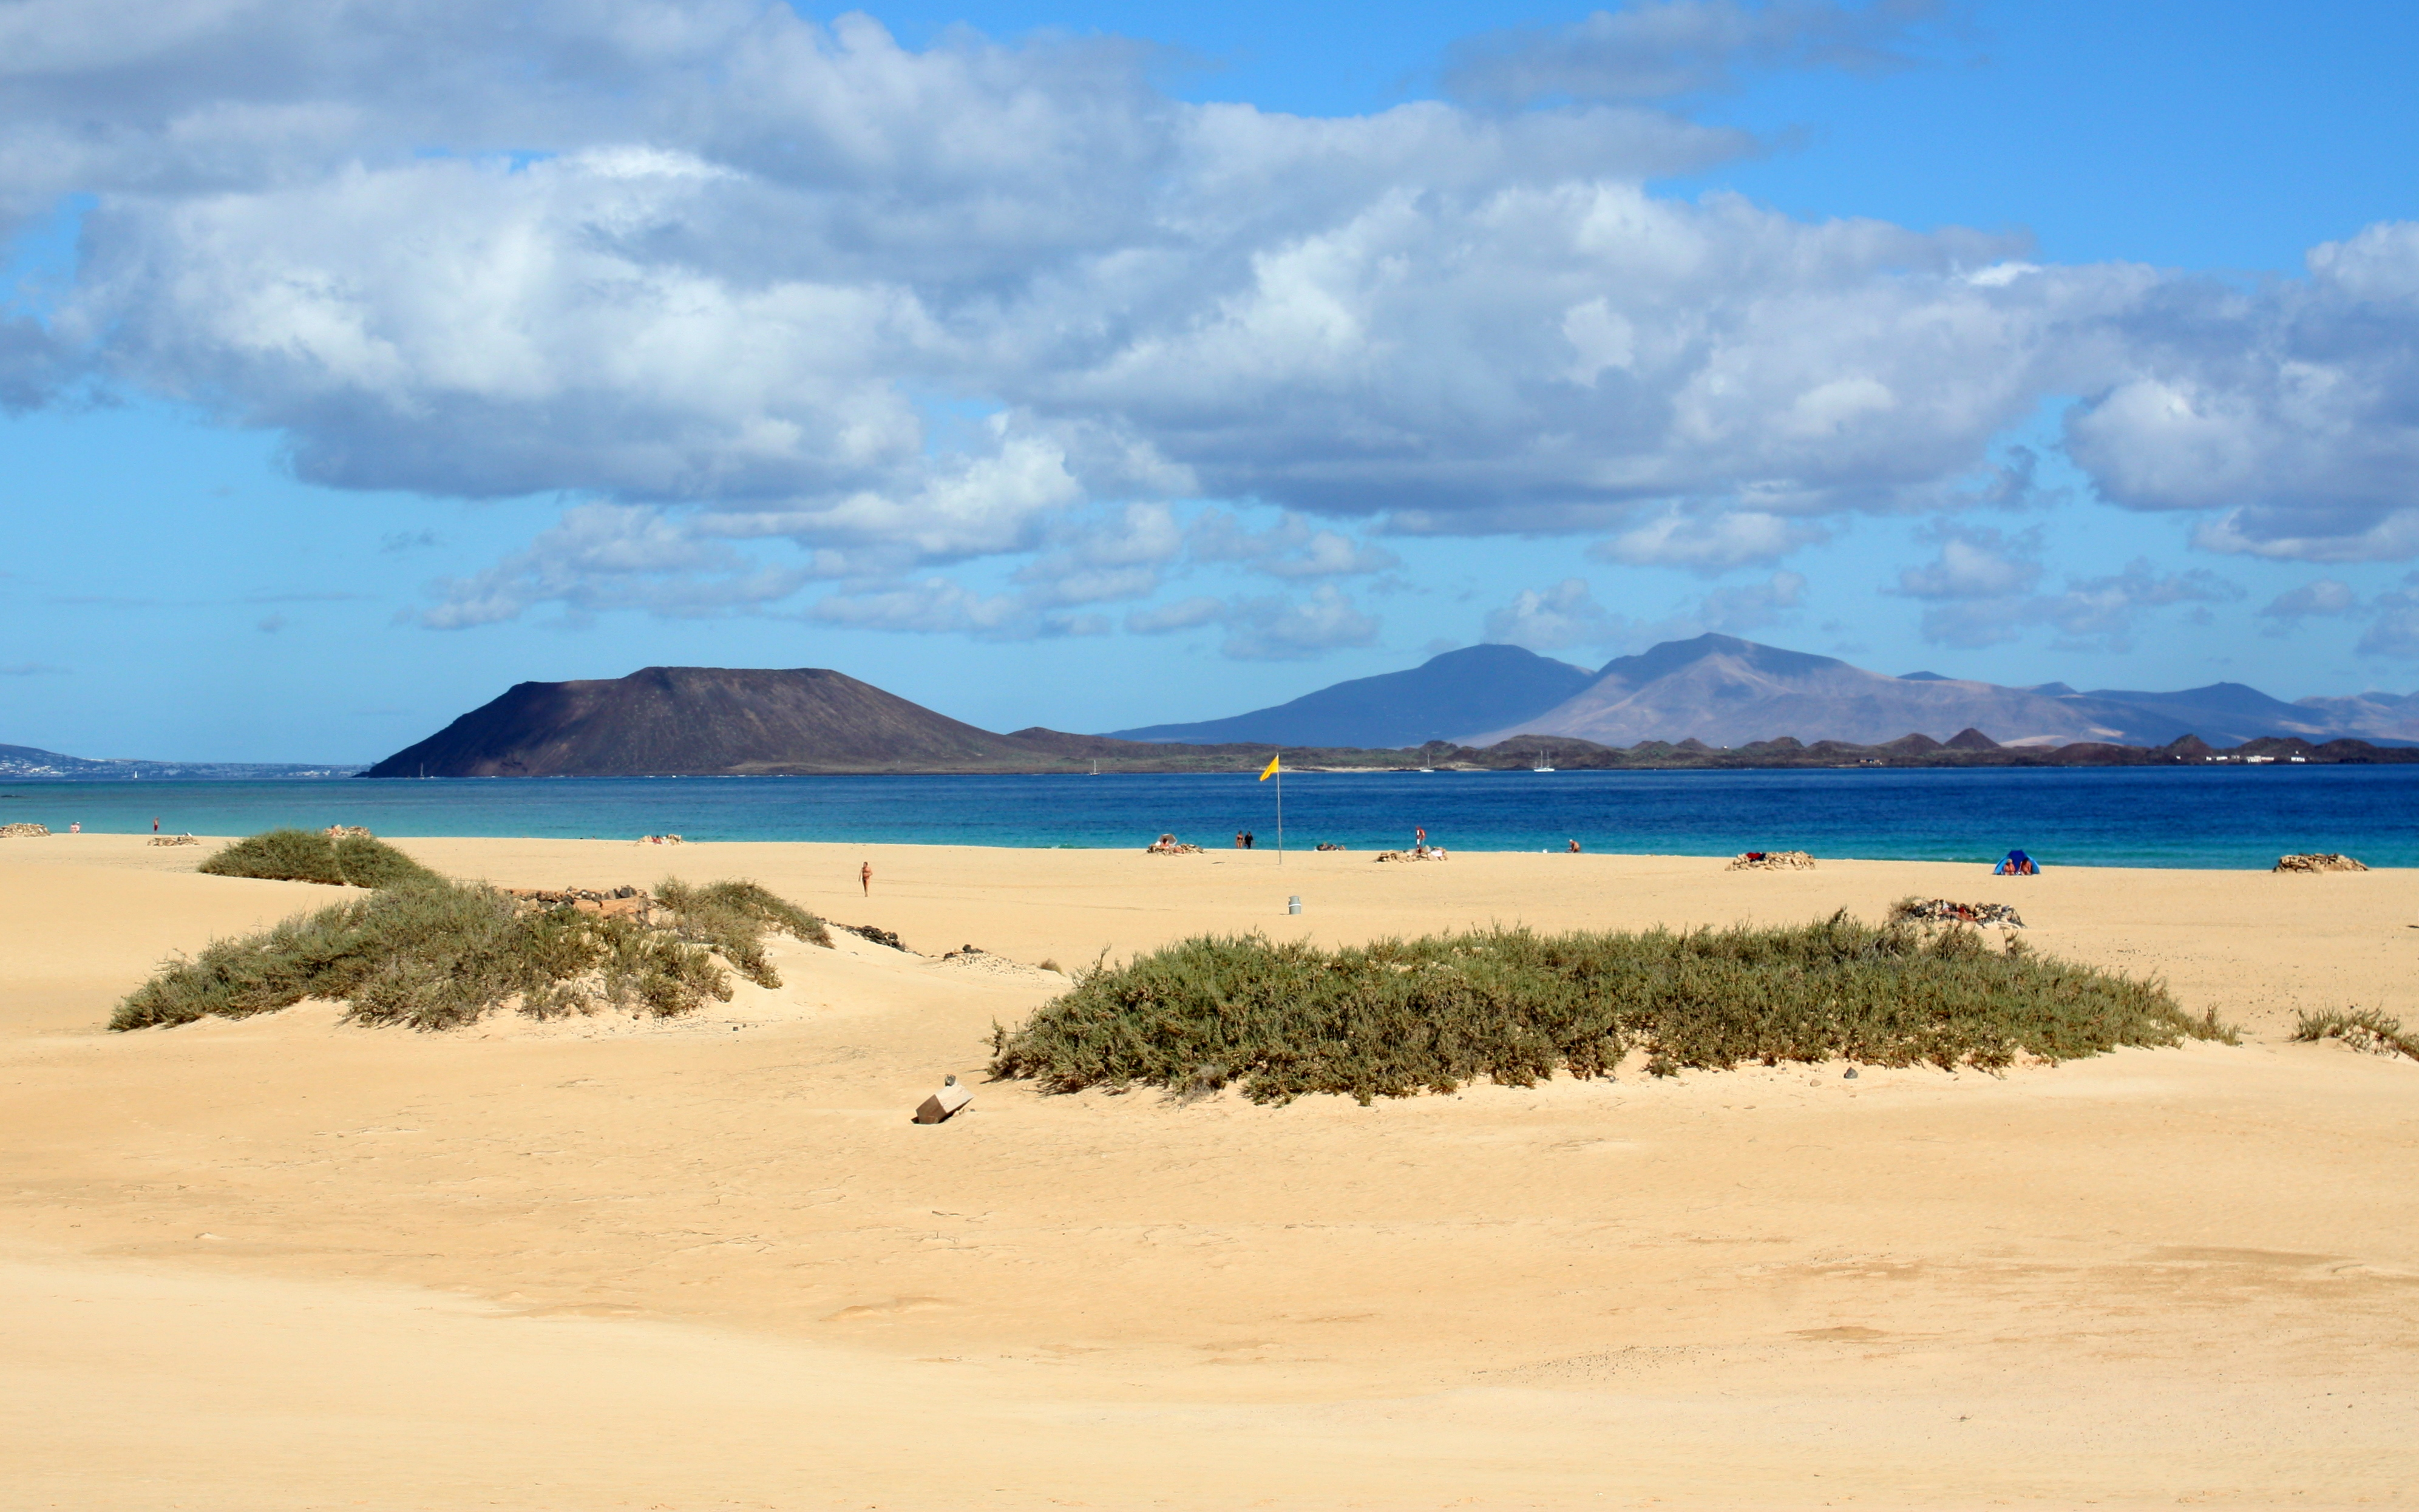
(1532, 749, 1555, 773)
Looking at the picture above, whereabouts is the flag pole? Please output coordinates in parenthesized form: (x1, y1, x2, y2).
(1258, 751, 1284, 864)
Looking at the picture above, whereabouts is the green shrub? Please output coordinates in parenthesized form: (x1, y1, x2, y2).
(988, 913, 2226, 1105)
(113, 875, 826, 1032)
(656, 876, 833, 981)
(198, 828, 435, 889)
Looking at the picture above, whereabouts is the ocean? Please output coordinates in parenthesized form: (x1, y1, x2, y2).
(7, 764, 2417, 869)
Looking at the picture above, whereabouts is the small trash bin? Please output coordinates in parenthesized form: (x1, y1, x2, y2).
(1287, 895, 1301, 915)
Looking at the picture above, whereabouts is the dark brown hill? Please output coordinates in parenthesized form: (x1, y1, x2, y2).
(364, 666, 1047, 777)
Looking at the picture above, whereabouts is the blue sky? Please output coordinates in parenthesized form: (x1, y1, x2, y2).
(3, 0, 2417, 761)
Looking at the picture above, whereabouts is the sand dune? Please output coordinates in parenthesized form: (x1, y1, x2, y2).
(2, 833, 2414, 1509)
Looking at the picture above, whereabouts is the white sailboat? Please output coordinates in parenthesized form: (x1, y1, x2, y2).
(1532, 748, 1555, 773)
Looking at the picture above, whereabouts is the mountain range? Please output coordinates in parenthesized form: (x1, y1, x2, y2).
(344, 640, 2417, 779)
(1132, 636, 2419, 750)
(16, 639, 2416, 780)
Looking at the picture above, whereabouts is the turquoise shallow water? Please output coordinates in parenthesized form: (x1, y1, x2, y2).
(7, 765, 2418, 869)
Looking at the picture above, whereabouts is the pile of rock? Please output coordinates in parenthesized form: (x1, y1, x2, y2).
(147, 833, 200, 847)
(839, 922, 912, 952)
(636, 833, 685, 846)
(1893, 898, 2025, 928)
(1145, 833, 1204, 854)
(2275, 853, 2367, 873)
(1375, 846, 1449, 863)
(322, 824, 374, 839)
(0, 822, 50, 838)
(1728, 850, 1816, 871)
(507, 885, 653, 922)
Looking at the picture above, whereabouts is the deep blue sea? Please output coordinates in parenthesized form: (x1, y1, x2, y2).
(6, 765, 2417, 869)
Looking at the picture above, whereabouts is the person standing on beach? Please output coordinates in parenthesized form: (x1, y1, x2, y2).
(1235, 830, 1244, 849)
(151, 817, 160, 833)
(1415, 825, 1427, 851)
(860, 861, 872, 895)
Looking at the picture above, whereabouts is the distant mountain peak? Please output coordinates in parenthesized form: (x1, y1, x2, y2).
(1454, 633, 2412, 750)
(1590, 632, 1848, 688)
(365, 665, 1034, 777)
(1105, 642, 1591, 748)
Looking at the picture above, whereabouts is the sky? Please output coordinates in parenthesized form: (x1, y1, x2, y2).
(3, 0, 2418, 762)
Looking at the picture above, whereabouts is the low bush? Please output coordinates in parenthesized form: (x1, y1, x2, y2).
(113, 875, 827, 1032)
(988, 913, 2227, 1105)
(656, 877, 833, 977)
(198, 828, 436, 889)
(2292, 1008, 2418, 1061)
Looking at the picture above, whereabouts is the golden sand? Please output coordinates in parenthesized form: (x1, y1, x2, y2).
(2, 833, 2414, 1509)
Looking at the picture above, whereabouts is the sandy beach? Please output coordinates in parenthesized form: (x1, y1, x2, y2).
(2, 833, 2413, 1510)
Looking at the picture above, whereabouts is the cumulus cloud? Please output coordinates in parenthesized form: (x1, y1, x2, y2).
(2257, 577, 2360, 630)
(1697, 569, 1808, 632)
(0, 314, 73, 410)
(1590, 509, 1829, 572)
(2070, 222, 2419, 563)
(1124, 585, 1380, 660)
(793, 502, 1178, 640)
(1008, 502, 1184, 608)
(1484, 578, 1618, 651)
(413, 502, 808, 628)
(1894, 525, 2043, 600)
(1440, 0, 1951, 106)
(1913, 556, 2242, 652)
(1483, 569, 1806, 652)
(2356, 577, 2419, 658)
(0, 0, 2410, 653)
(1186, 511, 1400, 578)
(806, 577, 1108, 640)
(1, 2, 2136, 549)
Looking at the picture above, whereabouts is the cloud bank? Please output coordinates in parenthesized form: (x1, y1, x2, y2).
(2, 0, 2415, 650)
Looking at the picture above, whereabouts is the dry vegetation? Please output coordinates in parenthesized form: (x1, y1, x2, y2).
(2293, 1006, 2419, 1060)
(989, 914, 2228, 1105)
(118, 834, 829, 1031)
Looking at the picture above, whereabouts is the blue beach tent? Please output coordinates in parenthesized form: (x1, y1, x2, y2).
(1995, 850, 2039, 875)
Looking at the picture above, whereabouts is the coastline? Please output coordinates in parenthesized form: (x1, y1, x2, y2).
(4, 835, 2414, 1508)
(11, 762, 2419, 867)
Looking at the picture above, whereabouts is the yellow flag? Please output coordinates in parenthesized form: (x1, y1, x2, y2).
(1258, 754, 1280, 781)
